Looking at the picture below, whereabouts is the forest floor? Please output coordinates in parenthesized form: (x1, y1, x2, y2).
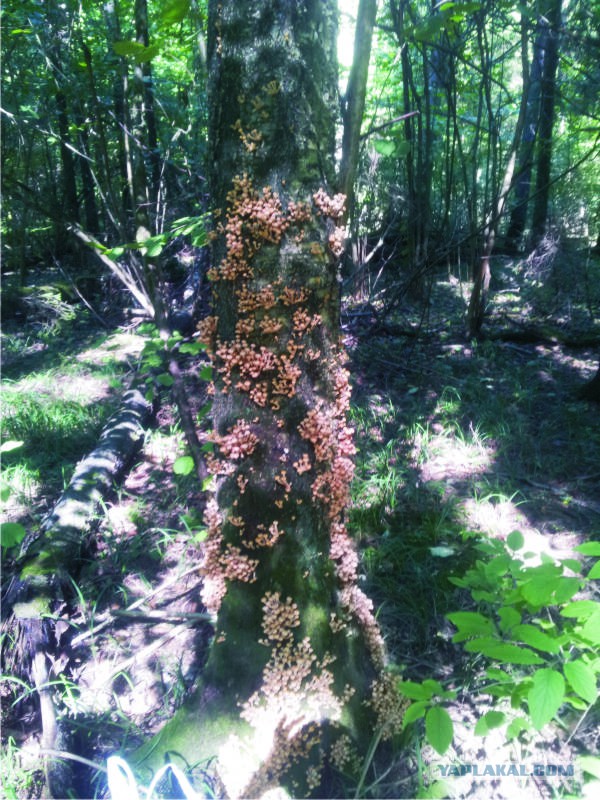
(1, 241, 599, 799)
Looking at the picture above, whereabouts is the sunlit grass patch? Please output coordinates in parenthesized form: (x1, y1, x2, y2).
(0, 389, 115, 496)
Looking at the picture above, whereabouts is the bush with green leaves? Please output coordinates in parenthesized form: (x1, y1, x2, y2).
(397, 531, 599, 758)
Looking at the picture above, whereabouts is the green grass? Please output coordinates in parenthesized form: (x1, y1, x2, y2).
(0, 390, 114, 493)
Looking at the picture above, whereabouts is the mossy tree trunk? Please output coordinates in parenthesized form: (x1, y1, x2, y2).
(134, 1, 403, 797)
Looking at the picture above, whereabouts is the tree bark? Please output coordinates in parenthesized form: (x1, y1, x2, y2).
(531, 0, 562, 243)
(132, 2, 401, 796)
(505, 13, 544, 251)
(339, 0, 378, 211)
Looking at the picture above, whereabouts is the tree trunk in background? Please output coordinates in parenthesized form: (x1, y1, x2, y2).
(531, 0, 562, 244)
(134, 0, 161, 217)
(339, 0, 378, 212)
(505, 13, 544, 251)
(54, 87, 80, 225)
(133, 1, 400, 796)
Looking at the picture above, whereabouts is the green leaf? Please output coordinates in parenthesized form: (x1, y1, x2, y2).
(113, 41, 160, 62)
(197, 402, 212, 421)
(553, 577, 581, 604)
(563, 660, 597, 703)
(199, 365, 213, 381)
(0, 440, 24, 453)
(464, 638, 544, 665)
(156, 373, 174, 387)
(159, 0, 191, 26)
(528, 668, 565, 730)
(587, 561, 600, 580)
(512, 624, 560, 654)
(507, 530, 524, 551)
(580, 611, 600, 644)
(0, 522, 27, 549)
(425, 706, 453, 755)
(446, 611, 494, 640)
(521, 577, 558, 607)
(144, 235, 166, 257)
(497, 606, 521, 633)
(179, 341, 205, 355)
(397, 681, 433, 700)
(373, 139, 396, 156)
(575, 543, 600, 557)
(506, 716, 531, 740)
(402, 700, 428, 727)
(561, 600, 599, 619)
(173, 456, 195, 476)
(577, 756, 600, 780)
(474, 710, 505, 736)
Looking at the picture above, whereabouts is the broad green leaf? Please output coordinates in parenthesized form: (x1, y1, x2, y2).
(485, 667, 512, 682)
(199, 365, 213, 381)
(474, 710, 505, 736)
(507, 530, 524, 551)
(113, 41, 160, 62)
(563, 660, 597, 703)
(402, 700, 428, 727)
(506, 716, 531, 740)
(446, 611, 494, 640)
(159, 0, 191, 26)
(553, 577, 581, 604)
(497, 606, 521, 632)
(397, 681, 433, 700)
(197, 402, 212, 421)
(521, 577, 558, 607)
(0, 522, 27, 549)
(140, 234, 167, 258)
(179, 342, 206, 355)
(528, 669, 565, 730)
(0, 440, 24, 453)
(422, 679, 445, 695)
(561, 558, 582, 572)
(575, 543, 600, 557)
(464, 638, 544, 665)
(173, 456, 195, 476)
(512, 624, 560, 653)
(425, 706, 453, 755)
(561, 600, 599, 619)
(156, 373, 174, 387)
(587, 561, 600, 580)
(580, 611, 600, 644)
(373, 139, 396, 156)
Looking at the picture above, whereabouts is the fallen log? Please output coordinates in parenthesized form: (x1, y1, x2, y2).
(3, 389, 153, 798)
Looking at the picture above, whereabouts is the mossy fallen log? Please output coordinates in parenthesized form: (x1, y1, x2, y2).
(4, 389, 153, 798)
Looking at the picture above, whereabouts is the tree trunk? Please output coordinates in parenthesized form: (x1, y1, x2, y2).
(531, 0, 562, 243)
(339, 0, 378, 212)
(133, 2, 400, 796)
(505, 13, 544, 251)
